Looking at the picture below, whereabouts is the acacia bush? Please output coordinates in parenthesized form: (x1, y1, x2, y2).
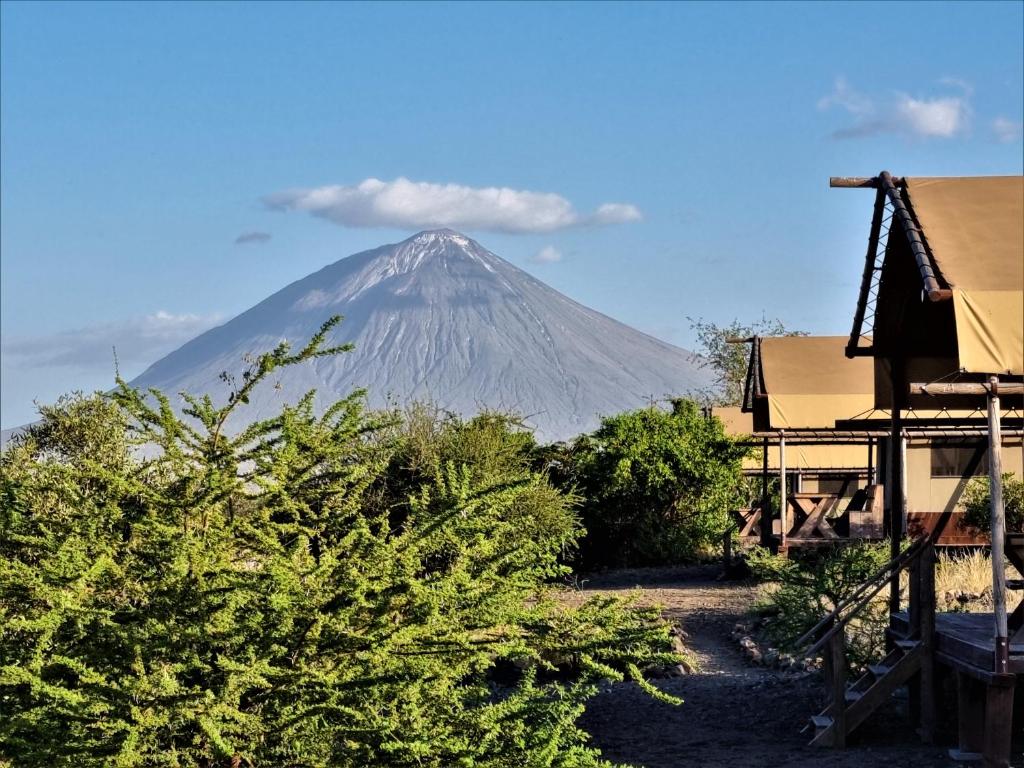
(960, 472, 1024, 534)
(554, 399, 748, 569)
(0, 319, 680, 768)
(747, 542, 890, 668)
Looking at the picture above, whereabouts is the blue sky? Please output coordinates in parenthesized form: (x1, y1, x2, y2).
(2, 1, 1022, 427)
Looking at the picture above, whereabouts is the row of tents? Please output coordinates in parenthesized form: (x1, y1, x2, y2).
(712, 173, 1023, 553)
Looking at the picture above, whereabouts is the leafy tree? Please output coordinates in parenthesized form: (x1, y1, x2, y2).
(688, 316, 804, 406)
(747, 542, 890, 667)
(960, 473, 1024, 534)
(564, 399, 748, 568)
(0, 318, 679, 768)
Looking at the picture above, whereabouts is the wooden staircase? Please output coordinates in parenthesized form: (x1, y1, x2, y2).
(810, 639, 922, 746)
(794, 536, 937, 749)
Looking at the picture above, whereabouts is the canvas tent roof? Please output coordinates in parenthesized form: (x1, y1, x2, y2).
(907, 177, 1023, 375)
(744, 336, 878, 430)
(848, 174, 1023, 377)
(713, 406, 873, 471)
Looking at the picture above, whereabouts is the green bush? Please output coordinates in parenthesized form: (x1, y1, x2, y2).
(559, 399, 748, 569)
(747, 542, 890, 668)
(959, 473, 1024, 534)
(0, 319, 679, 768)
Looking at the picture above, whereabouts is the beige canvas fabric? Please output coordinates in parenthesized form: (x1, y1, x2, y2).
(904, 177, 1024, 374)
(758, 337, 876, 429)
(951, 289, 1023, 375)
(713, 406, 873, 470)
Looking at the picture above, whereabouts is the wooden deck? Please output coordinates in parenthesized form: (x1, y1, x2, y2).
(892, 610, 1024, 678)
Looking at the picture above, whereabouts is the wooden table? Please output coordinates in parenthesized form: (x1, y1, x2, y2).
(788, 492, 841, 540)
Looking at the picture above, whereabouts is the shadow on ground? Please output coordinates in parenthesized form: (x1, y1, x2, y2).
(574, 566, 960, 768)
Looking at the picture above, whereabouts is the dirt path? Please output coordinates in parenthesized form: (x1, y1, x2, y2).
(573, 566, 959, 768)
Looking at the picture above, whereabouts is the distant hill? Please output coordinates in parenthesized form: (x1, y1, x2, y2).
(117, 230, 710, 442)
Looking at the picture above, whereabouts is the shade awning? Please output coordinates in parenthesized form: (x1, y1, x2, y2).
(713, 406, 876, 471)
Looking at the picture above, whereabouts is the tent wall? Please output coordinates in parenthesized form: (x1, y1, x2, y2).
(906, 438, 1024, 514)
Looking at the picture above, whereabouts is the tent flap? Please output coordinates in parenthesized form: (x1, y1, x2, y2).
(952, 288, 1024, 375)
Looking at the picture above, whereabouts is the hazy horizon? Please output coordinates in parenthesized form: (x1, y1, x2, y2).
(2, 2, 1023, 428)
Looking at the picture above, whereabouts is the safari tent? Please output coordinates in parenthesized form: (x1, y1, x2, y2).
(823, 172, 1024, 765)
(728, 333, 1022, 551)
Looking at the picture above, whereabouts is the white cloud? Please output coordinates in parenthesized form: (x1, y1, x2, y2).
(894, 94, 970, 138)
(817, 76, 873, 118)
(235, 231, 272, 245)
(591, 202, 642, 225)
(263, 177, 642, 234)
(530, 245, 563, 264)
(1, 311, 223, 370)
(818, 77, 971, 139)
(993, 117, 1023, 144)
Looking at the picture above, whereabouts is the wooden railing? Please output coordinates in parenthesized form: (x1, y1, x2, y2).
(795, 535, 937, 746)
(795, 536, 931, 656)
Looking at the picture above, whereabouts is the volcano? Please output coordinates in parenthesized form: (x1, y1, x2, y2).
(131, 230, 710, 441)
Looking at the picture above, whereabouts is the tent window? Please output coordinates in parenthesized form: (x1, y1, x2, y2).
(930, 445, 988, 478)
(816, 475, 857, 496)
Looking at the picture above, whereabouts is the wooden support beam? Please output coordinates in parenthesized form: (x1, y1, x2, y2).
(846, 185, 886, 358)
(900, 434, 908, 535)
(780, 431, 788, 547)
(988, 376, 1009, 676)
(830, 176, 879, 188)
(889, 398, 904, 616)
(829, 175, 904, 188)
(830, 629, 847, 748)
(983, 679, 1015, 768)
(911, 381, 1024, 397)
(878, 171, 952, 302)
(954, 672, 985, 760)
(760, 436, 772, 550)
(919, 542, 936, 744)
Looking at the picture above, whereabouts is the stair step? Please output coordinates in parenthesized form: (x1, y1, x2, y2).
(845, 690, 863, 702)
(868, 664, 892, 677)
(895, 639, 920, 651)
(810, 715, 834, 729)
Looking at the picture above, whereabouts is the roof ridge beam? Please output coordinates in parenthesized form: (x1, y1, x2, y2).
(878, 171, 953, 302)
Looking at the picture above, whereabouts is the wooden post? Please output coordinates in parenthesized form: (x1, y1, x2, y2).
(830, 629, 847, 748)
(900, 433, 908, 534)
(919, 541, 936, 744)
(890, 404, 904, 616)
(908, 546, 923, 728)
(909, 549, 922, 634)
(761, 436, 772, 549)
(882, 436, 891, 522)
(988, 376, 1009, 675)
(983, 680, 1015, 768)
(780, 431, 788, 548)
(867, 436, 874, 485)
(954, 672, 985, 760)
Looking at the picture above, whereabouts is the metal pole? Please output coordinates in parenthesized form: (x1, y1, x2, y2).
(761, 436, 772, 549)
(988, 376, 1008, 674)
(780, 431, 787, 548)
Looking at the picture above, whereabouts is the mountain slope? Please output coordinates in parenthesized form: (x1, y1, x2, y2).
(131, 230, 711, 442)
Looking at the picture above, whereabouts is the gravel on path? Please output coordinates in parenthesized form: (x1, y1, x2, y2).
(572, 566, 965, 768)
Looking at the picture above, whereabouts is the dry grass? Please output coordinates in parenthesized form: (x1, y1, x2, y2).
(933, 549, 1016, 612)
